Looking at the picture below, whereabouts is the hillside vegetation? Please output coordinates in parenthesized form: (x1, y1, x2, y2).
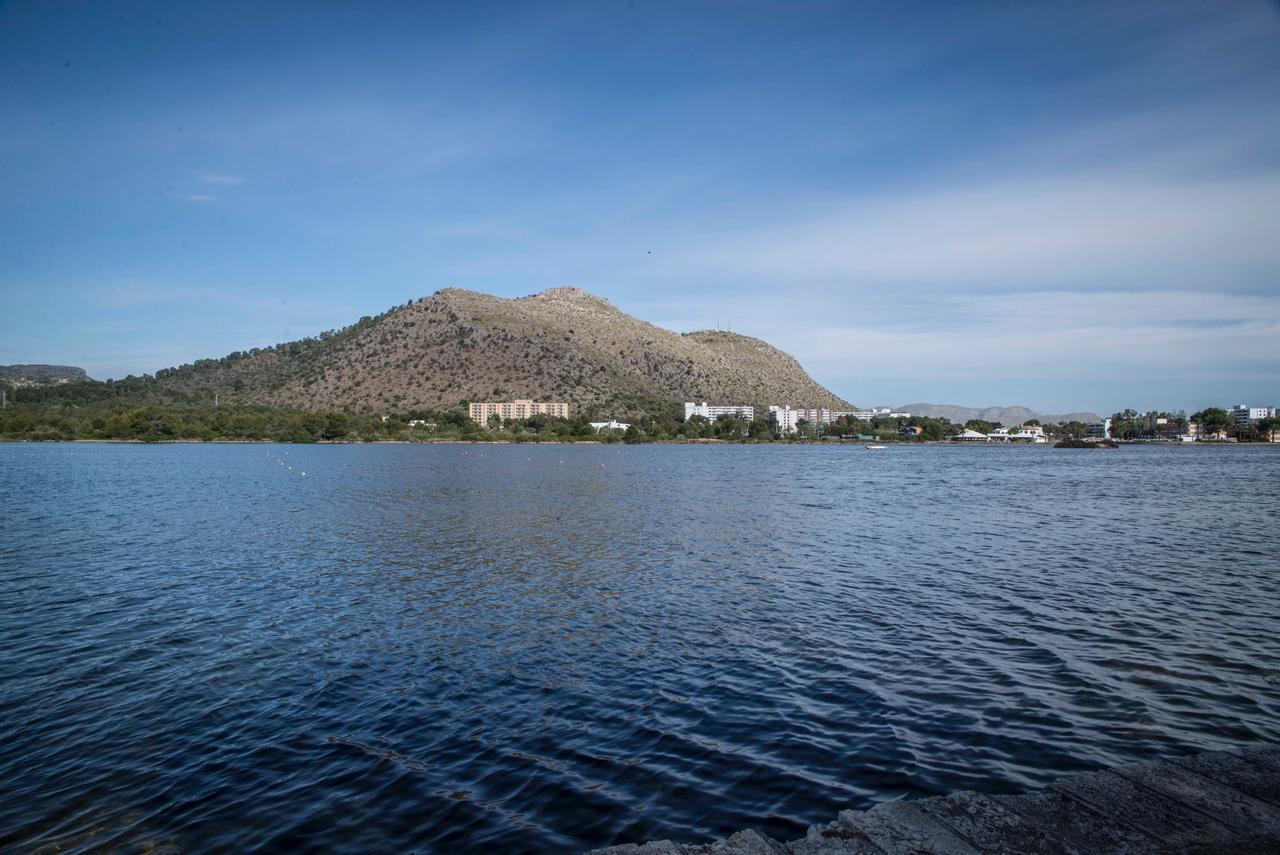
(148, 287, 850, 417)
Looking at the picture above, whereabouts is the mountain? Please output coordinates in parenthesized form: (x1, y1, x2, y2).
(0, 364, 90, 384)
(152, 287, 850, 417)
(897, 403, 1102, 426)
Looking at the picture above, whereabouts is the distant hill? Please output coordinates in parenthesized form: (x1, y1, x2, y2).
(151, 287, 850, 417)
(897, 403, 1102, 426)
(0, 364, 90, 384)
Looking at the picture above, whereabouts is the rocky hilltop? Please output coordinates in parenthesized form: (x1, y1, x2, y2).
(0, 364, 90, 385)
(154, 287, 849, 417)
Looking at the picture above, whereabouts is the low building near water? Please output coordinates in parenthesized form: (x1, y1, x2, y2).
(989, 425, 1048, 443)
(952, 429, 990, 442)
(1011, 425, 1048, 443)
(589, 420, 630, 433)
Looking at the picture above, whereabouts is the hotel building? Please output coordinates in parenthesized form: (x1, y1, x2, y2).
(767, 406, 911, 434)
(1230, 404, 1277, 424)
(684, 402, 755, 422)
(469, 399, 570, 423)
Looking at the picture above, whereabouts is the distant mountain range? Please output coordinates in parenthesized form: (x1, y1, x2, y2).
(896, 403, 1102, 426)
(148, 287, 850, 417)
(0, 364, 90, 384)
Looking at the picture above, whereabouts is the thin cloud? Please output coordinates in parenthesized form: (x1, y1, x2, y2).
(196, 172, 243, 185)
(177, 193, 216, 203)
(672, 171, 1280, 292)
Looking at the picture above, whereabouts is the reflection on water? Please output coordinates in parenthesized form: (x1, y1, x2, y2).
(1, 442, 1278, 851)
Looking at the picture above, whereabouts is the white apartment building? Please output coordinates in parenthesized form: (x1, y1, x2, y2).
(1086, 418, 1112, 439)
(767, 405, 801, 433)
(767, 406, 858, 433)
(684, 402, 755, 422)
(469, 399, 570, 423)
(1230, 404, 1276, 424)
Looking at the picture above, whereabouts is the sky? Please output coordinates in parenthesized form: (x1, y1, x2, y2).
(2, 0, 1278, 415)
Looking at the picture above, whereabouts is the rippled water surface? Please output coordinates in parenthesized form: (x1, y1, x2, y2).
(2, 442, 1278, 852)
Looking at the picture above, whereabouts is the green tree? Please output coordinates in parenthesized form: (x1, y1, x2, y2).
(1192, 407, 1233, 437)
(1256, 416, 1280, 442)
(1109, 409, 1140, 439)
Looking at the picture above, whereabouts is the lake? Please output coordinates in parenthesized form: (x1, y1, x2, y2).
(1, 442, 1278, 852)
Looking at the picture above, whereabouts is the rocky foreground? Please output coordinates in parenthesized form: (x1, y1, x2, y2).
(594, 746, 1280, 854)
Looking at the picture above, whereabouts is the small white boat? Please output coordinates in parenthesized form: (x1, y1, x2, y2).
(866, 445, 888, 450)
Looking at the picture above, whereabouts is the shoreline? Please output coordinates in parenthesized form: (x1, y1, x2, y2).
(1, 438, 1274, 447)
(593, 746, 1280, 854)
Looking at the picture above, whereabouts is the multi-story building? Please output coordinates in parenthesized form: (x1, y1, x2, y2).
(767, 405, 912, 434)
(1086, 418, 1112, 439)
(767, 405, 801, 433)
(767, 406, 855, 433)
(684, 401, 755, 422)
(1230, 404, 1276, 424)
(469, 399, 569, 423)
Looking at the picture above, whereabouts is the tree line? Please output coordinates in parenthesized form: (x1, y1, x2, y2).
(9, 378, 1272, 444)
(0, 388, 961, 444)
(1107, 407, 1279, 442)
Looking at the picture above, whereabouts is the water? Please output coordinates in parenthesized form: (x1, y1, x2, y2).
(1, 442, 1278, 852)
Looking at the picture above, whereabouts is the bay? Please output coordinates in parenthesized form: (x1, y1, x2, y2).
(1, 443, 1277, 852)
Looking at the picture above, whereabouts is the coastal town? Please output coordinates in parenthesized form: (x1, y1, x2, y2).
(448, 399, 1280, 444)
(5, 375, 1278, 443)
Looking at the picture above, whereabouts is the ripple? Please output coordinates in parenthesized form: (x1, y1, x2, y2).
(1, 442, 1278, 851)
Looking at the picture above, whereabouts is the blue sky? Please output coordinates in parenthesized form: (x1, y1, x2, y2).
(2, 0, 1278, 414)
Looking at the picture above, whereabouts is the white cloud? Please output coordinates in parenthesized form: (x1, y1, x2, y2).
(177, 193, 216, 203)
